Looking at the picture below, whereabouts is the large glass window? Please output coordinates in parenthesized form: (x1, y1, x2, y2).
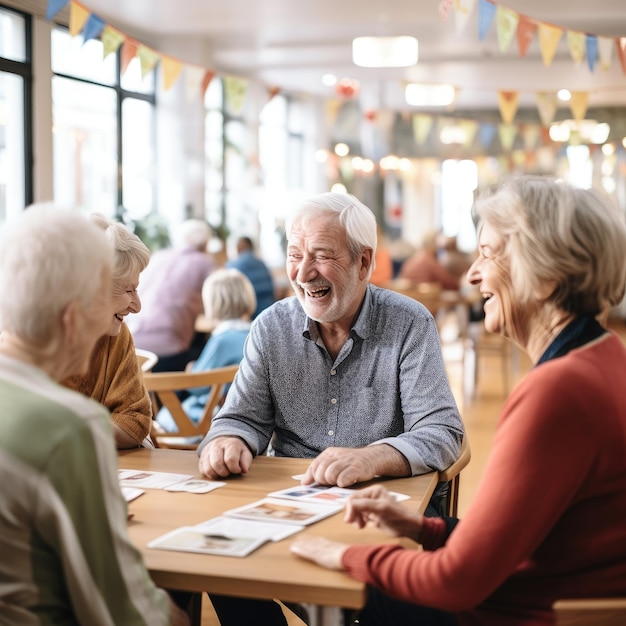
(0, 6, 30, 222)
(51, 27, 155, 219)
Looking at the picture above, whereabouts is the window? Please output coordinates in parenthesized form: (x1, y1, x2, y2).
(0, 6, 31, 222)
(51, 27, 155, 219)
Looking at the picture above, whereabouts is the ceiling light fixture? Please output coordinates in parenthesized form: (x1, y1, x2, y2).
(352, 36, 418, 68)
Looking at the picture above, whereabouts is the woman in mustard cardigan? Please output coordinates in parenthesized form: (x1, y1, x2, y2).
(63, 213, 153, 448)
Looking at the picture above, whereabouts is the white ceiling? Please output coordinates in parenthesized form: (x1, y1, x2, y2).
(54, 0, 626, 117)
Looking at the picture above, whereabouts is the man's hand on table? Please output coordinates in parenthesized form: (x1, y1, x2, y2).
(198, 436, 253, 479)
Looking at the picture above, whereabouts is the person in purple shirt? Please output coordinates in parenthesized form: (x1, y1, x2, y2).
(127, 219, 215, 371)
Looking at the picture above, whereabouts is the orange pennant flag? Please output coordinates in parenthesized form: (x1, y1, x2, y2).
(516, 15, 536, 57)
(537, 22, 563, 67)
(569, 92, 589, 123)
(617, 37, 626, 75)
(535, 92, 558, 127)
(566, 31, 585, 66)
(496, 6, 519, 53)
(69, 1, 89, 36)
(161, 55, 183, 91)
(202, 71, 216, 97)
(120, 40, 138, 75)
(268, 86, 281, 102)
(497, 90, 519, 124)
(498, 123, 518, 151)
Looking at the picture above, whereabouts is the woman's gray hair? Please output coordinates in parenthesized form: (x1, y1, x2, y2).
(473, 175, 626, 316)
(173, 219, 212, 250)
(202, 268, 257, 322)
(89, 213, 150, 283)
(285, 192, 378, 278)
(0, 205, 113, 347)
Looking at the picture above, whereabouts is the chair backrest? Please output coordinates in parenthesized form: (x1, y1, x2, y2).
(437, 433, 471, 517)
(142, 364, 239, 449)
(383, 279, 443, 316)
(135, 348, 159, 373)
(553, 598, 626, 625)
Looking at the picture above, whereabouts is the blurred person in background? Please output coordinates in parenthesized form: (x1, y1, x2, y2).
(128, 218, 215, 372)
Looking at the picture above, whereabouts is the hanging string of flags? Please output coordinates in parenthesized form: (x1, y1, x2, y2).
(443, 0, 626, 75)
(44, 0, 278, 111)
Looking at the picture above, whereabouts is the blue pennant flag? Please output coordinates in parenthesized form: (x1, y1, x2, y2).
(479, 123, 497, 148)
(478, 0, 497, 41)
(82, 14, 105, 43)
(586, 34, 598, 73)
(45, 0, 70, 22)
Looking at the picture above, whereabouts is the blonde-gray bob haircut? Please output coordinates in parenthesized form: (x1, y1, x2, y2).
(202, 268, 257, 322)
(0, 205, 113, 347)
(90, 213, 150, 283)
(473, 176, 626, 316)
(285, 192, 377, 279)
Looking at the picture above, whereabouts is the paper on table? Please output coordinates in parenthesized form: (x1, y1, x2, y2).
(148, 526, 267, 558)
(287, 477, 410, 504)
(121, 486, 145, 502)
(164, 479, 225, 494)
(118, 469, 193, 490)
(223, 497, 342, 526)
(194, 515, 302, 542)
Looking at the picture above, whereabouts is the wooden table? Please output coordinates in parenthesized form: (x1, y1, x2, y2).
(119, 449, 437, 612)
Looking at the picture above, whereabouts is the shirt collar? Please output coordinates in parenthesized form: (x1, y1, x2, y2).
(213, 319, 252, 335)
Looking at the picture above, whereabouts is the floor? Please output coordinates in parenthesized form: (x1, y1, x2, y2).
(199, 316, 626, 626)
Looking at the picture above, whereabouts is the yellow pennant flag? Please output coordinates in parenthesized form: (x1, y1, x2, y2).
(538, 22, 563, 67)
(496, 6, 519, 53)
(598, 36, 613, 71)
(454, 0, 476, 34)
(325, 98, 343, 126)
(412, 114, 434, 145)
(224, 76, 249, 116)
(498, 123, 518, 151)
(535, 92, 558, 127)
(511, 150, 526, 167)
(161, 56, 183, 91)
(497, 90, 519, 124)
(569, 92, 589, 123)
(137, 45, 160, 79)
(566, 31, 585, 66)
(69, 1, 89, 36)
(101, 25, 125, 59)
(459, 119, 479, 147)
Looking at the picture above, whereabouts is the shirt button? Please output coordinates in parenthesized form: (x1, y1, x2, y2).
(331, 398, 337, 404)
(328, 430, 334, 436)
(331, 369, 336, 375)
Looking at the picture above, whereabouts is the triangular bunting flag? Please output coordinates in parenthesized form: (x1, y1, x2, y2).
(412, 114, 434, 145)
(120, 40, 138, 75)
(537, 22, 563, 67)
(46, 0, 69, 21)
(459, 119, 479, 147)
(498, 123, 518, 151)
(268, 86, 281, 102)
(454, 0, 476, 34)
(69, 2, 90, 36)
(617, 37, 626, 76)
(439, 0, 454, 21)
(185, 65, 206, 102)
(566, 31, 586, 66)
(479, 122, 497, 148)
(535, 92, 558, 127)
(101, 25, 125, 59)
(325, 99, 343, 126)
(478, 0, 497, 41)
(161, 56, 183, 91)
(586, 35, 598, 72)
(496, 6, 519, 53)
(81, 14, 105, 43)
(201, 71, 216, 97)
(224, 76, 249, 116)
(137, 45, 160, 79)
(598, 36, 613, 71)
(522, 124, 541, 150)
(497, 90, 519, 124)
(516, 16, 537, 57)
(569, 92, 589, 122)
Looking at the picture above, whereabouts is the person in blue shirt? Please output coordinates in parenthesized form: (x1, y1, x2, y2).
(226, 236, 275, 317)
(156, 268, 256, 431)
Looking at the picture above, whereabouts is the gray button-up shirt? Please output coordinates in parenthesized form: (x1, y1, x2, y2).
(199, 285, 463, 475)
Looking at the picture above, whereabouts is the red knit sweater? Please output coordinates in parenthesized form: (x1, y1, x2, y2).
(343, 332, 626, 625)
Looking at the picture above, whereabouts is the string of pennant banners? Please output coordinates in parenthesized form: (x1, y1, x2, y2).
(45, 0, 622, 152)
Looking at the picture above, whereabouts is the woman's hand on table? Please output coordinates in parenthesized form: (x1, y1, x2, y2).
(290, 536, 349, 570)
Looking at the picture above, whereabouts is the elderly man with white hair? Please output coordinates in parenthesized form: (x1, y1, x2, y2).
(0, 206, 188, 625)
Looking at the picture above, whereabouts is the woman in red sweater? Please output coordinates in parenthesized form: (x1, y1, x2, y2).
(291, 176, 626, 626)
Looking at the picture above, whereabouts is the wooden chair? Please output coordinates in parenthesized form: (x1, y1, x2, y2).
(438, 434, 471, 517)
(553, 598, 626, 625)
(135, 348, 159, 373)
(383, 279, 443, 316)
(142, 365, 239, 450)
